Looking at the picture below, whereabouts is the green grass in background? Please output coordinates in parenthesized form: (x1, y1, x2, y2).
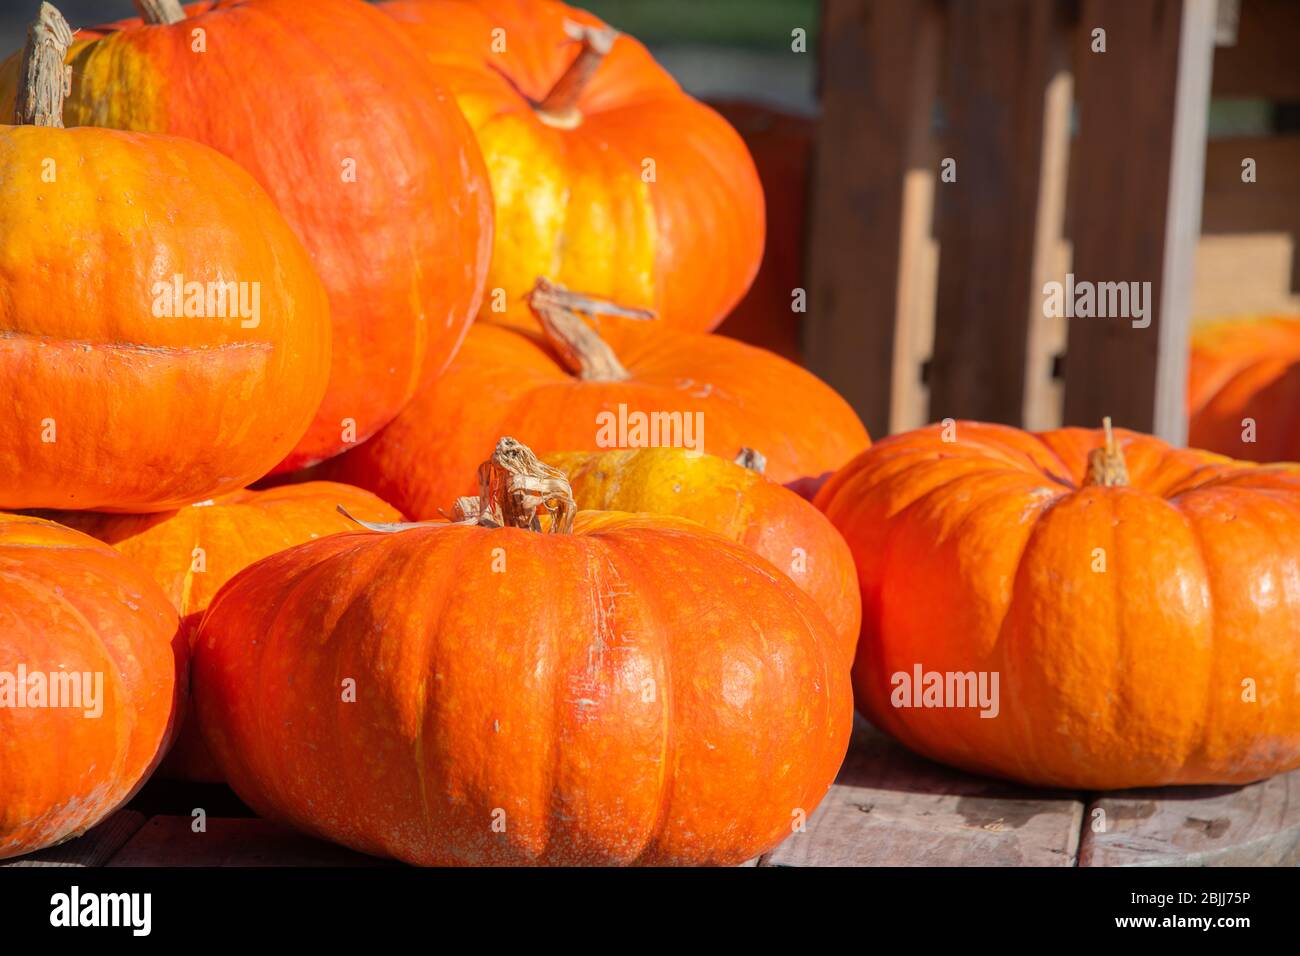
(581, 0, 818, 50)
(0, 1, 817, 57)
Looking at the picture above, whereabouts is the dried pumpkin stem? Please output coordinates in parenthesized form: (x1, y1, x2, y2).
(534, 20, 619, 128)
(465, 437, 576, 534)
(734, 447, 767, 474)
(338, 439, 577, 536)
(1084, 416, 1129, 487)
(527, 277, 654, 382)
(15, 3, 73, 128)
(134, 0, 186, 25)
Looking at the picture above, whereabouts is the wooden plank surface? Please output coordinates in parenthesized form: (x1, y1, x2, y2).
(1, 810, 148, 868)
(106, 816, 392, 867)
(805, 0, 941, 439)
(761, 720, 1084, 866)
(1062, 0, 1215, 442)
(1079, 768, 1300, 866)
(927, 0, 1066, 427)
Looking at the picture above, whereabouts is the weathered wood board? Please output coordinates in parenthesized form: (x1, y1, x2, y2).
(5, 729, 1297, 867)
(106, 816, 390, 868)
(761, 720, 1085, 866)
(1079, 770, 1300, 866)
(1, 810, 147, 868)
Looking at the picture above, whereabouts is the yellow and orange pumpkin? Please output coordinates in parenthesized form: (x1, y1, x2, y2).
(380, 0, 763, 332)
(55, 482, 404, 781)
(325, 280, 869, 515)
(1188, 315, 1300, 463)
(194, 439, 850, 865)
(2, 0, 494, 471)
(0, 2, 330, 512)
(816, 419, 1300, 790)
(0, 513, 186, 860)
(548, 446, 860, 663)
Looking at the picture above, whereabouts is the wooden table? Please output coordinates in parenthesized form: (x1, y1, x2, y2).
(7, 720, 1297, 867)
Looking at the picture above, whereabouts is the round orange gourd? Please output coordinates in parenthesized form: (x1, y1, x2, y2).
(56, 482, 404, 782)
(815, 418, 1300, 790)
(1, 0, 494, 471)
(1188, 315, 1300, 463)
(380, 0, 762, 332)
(0, 4, 330, 512)
(0, 512, 185, 860)
(547, 447, 860, 664)
(194, 440, 850, 866)
(325, 281, 869, 516)
(711, 101, 814, 364)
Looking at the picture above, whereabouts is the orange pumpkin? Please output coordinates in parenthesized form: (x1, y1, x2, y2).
(711, 101, 814, 364)
(55, 482, 404, 782)
(324, 280, 869, 517)
(0, 3, 330, 512)
(380, 0, 762, 332)
(815, 418, 1300, 790)
(1, 0, 494, 471)
(547, 446, 860, 664)
(1188, 315, 1300, 463)
(194, 439, 850, 865)
(0, 512, 185, 860)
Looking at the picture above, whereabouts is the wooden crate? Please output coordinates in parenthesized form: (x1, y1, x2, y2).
(806, 0, 1299, 441)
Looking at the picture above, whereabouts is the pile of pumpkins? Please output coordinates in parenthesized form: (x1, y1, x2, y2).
(1, 0, 1297, 868)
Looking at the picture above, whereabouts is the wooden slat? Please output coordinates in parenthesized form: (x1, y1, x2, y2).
(1194, 135, 1300, 316)
(1200, 135, 1300, 234)
(1020, 20, 1075, 432)
(106, 816, 392, 867)
(1080, 767, 1300, 866)
(1, 810, 147, 868)
(1194, 235, 1300, 317)
(927, 0, 1070, 428)
(887, 7, 943, 434)
(1211, 0, 1300, 98)
(760, 721, 1084, 866)
(1063, 0, 1216, 442)
(804, 0, 942, 439)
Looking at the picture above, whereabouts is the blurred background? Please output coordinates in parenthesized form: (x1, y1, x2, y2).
(3, 0, 1297, 448)
(2, 0, 1289, 124)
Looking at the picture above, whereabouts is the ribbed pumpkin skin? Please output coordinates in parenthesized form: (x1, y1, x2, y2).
(325, 321, 870, 517)
(193, 514, 850, 865)
(0, 514, 185, 860)
(815, 421, 1300, 790)
(0, 124, 330, 512)
(0, 0, 494, 471)
(547, 448, 860, 665)
(381, 0, 763, 332)
(1188, 315, 1300, 463)
(55, 482, 403, 781)
(711, 101, 813, 364)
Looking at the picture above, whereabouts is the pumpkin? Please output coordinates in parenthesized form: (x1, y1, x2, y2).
(711, 101, 814, 364)
(379, 0, 762, 332)
(54, 482, 404, 782)
(193, 439, 849, 865)
(1188, 315, 1300, 463)
(0, 512, 185, 860)
(546, 446, 860, 663)
(0, 0, 495, 472)
(325, 280, 869, 516)
(0, 3, 330, 512)
(815, 418, 1300, 790)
